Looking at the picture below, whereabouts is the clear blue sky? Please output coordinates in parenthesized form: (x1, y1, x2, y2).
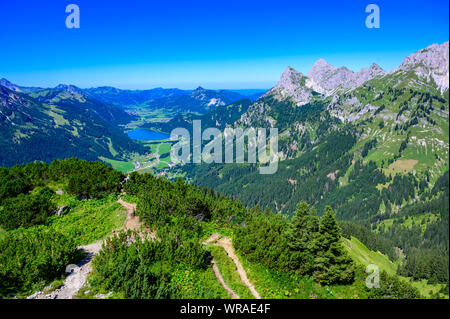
(0, 0, 448, 89)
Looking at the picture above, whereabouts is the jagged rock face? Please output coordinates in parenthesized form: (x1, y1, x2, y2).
(396, 41, 449, 93)
(354, 63, 386, 87)
(266, 66, 313, 106)
(307, 59, 386, 94)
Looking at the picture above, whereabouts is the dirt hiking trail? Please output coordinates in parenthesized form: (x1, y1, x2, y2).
(28, 198, 144, 299)
(204, 233, 261, 299)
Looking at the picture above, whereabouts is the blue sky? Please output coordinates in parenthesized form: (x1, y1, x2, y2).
(0, 0, 448, 89)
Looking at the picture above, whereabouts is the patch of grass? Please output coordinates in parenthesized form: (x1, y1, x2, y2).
(170, 267, 230, 299)
(159, 155, 171, 163)
(156, 162, 169, 168)
(376, 213, 439, 234)
(343, 236, 446, 299)
(384, 159, 418, 175)
(106, 138, 118, 157)
(121, 194, 138, 204)
(201, 223, 234, 241)
(158, 143, 172, 155)
(99, 157, 135, 173)
(43, 195, 126, 246)
(406, 278, 448, 299)
(343, 236, 396, 275)
(45, 278, 65, 294)
(236, 253, 354, 299)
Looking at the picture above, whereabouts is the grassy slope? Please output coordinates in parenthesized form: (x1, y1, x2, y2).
(99, 156, 135, 173)
(343, 236, 448, 298)
(351, 76, 448, 183)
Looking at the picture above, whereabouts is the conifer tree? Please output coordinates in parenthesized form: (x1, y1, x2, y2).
(286, 201, 320, 274)
(314, 206, 354, 284)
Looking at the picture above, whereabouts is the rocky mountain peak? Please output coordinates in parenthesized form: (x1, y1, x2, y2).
(354, 63, 387, 87)
(268, 66, 312, 106)
(369, 62, 383, 71)
(276, 66, 305, 89)
(309, 58, 337, 73)
(307, 60, 354, 93)
(396, 41, 449, 93)
(307, 59, 386, 94)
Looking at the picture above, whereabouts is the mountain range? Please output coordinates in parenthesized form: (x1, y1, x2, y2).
(0, 80, 265, 167)
(0, 84, 145, 167)
(183, 40, 449, 219)
(0, 40, 448, 296)
(178, 42, 449, 289)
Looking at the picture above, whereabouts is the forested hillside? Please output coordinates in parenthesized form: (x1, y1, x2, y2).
(142, 99, 253, 133)
(0, 85, 145, 167)
(180, 42, 449, 291)
(0, 159, 432, 299)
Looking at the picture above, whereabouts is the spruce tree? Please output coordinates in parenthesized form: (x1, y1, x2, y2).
(314, 206, 354, 285)
(286, 201, 320, 274)
(286, 201, 310, 272)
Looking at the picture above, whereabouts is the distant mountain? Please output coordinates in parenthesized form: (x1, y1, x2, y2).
(141, 86, 247, 114)
(0, 85, 145, 167)
(229, 89, 267, 99)
(84, 86, 188, 108)
(0, 78, 21, 92)
(29, 87, 136, 126)
(142, 98, 253, 133)
(54, 84, 86, 95)
(246, 92, 266, 101)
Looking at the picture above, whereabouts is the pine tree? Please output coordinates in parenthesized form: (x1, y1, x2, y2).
(285, 201, 321, 274)
(314, 206, 354, 285)
(286, 201, 311, 272)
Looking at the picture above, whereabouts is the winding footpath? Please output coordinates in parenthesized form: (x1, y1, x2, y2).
(204, 234, 261, 299)
(29, 241, 103, 299)
(28, 198, 142, 299)
(28, 202, 258, 299)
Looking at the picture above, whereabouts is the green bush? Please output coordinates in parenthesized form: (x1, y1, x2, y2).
(0, 187, 56, 230)
(0, 228, 79, 297)
(92, 231, 209, 299)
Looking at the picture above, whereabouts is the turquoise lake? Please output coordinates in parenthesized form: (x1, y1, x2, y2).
(126, 129, 170, 141)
